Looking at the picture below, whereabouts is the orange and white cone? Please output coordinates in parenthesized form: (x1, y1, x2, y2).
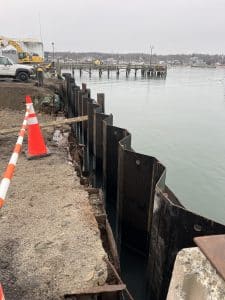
(0, 284, 5, 300)
(26, 95, 50, 159)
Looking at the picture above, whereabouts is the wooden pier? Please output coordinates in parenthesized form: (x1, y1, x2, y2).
(60, 62, 167, 78)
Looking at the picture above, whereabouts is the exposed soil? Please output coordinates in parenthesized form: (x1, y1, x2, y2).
(0, 78, 63, 110)
(0, 108, 107, 299)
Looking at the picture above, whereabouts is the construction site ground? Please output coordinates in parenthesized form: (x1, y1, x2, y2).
(0, 78, 63, 110)
(0, 85, 107, 299)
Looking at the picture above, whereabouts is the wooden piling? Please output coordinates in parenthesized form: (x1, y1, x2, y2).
(82, 83, 86, 92)
(62, 62, 167, 79)
(97, 93, 105, 113)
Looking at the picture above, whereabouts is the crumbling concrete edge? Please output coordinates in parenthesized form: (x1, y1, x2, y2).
(167, 247, 225, 300)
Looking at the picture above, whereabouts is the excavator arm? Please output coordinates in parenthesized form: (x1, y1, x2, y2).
(0, 36, 43, 64)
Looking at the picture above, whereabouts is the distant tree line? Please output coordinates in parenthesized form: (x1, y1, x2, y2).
(45, 51, 225, 65)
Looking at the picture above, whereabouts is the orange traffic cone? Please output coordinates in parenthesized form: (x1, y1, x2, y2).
(26, 95, 50, 159)
(0, 284, 5, 300)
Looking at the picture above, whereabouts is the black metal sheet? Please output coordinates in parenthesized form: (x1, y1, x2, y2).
(117, 150, 158, 254)
(93, 112, 110, 187)
(87, 101, 99, 178)
(97, 93, 105, 113)
(146, 185, 225, 300)
(103, 125, 128, 232)
(74, 86, 80, 116)
(73, 86, 80, 135)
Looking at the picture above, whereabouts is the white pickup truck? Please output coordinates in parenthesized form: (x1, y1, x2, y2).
(0, 56, 34, 81)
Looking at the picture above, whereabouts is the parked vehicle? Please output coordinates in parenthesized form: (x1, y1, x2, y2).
(0, 56, 34, 81)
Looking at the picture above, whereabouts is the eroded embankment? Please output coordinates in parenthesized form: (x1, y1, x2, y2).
(0, 105, 107, 299)
(0, 79, 63, 110)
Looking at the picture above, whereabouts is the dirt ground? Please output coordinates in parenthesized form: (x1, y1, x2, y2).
(0, 106, 107, 299)
(0, 78, 63, 110)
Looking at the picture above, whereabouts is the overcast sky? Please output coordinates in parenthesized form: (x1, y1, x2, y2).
(1, 0, 225, 54)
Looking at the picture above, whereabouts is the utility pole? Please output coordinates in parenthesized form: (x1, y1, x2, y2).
(51, 42, 55, 64)
(149, 45, 154, 67)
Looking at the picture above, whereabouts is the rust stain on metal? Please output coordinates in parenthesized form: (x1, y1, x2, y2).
(194, 234, 225, 280)
(104, 258, 135, 300)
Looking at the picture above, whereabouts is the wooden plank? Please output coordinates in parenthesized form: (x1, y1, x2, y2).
(40, 115, 88, 128)
(64, 284, 126, 296)
(0, 116, 88, 135)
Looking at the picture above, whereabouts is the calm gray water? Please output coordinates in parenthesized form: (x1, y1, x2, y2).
(73, 66, 225, 225)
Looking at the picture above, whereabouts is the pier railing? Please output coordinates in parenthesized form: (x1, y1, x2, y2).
(63, 73, 225, 300)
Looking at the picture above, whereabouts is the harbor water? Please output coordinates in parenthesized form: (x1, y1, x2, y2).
(73, 66, 225, 225)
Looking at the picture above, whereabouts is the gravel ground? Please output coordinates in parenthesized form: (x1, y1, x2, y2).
(0, 109, 107, 299)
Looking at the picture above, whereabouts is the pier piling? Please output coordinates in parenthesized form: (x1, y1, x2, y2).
(61, 62, 167, 79)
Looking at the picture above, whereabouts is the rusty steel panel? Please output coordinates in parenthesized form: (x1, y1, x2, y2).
(77, 91, 83, 143)
(69, 77, 76, 117)
(103, 126, 127, 205)
(194, 234, 225, 281)
(74, 86, 80, 117)
(87, 101, 99, 156)
(117, 149, 159, 254)
(102, 115, 113, 190)
(73, 86, 80, 137)
(70, 88, 75, 132)
(86, 99, 94, 171)
(102, 125, 127, 231)
(87, 101, 99, 180)
(67, 74, 76, 119)
(82, 97, 88, 145)
(62, 73, 71, 117)
(80, 91, 91, 144)
(76, 90, 90, 144)
(69, 87, 74, 117)
(93, 112, 110, 187)
(97, 93, 105, 113)
(82, 97, 89, 174)
(147, 183, 225, 300)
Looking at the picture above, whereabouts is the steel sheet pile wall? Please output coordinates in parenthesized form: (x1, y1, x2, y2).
(64, 74, 225, 300)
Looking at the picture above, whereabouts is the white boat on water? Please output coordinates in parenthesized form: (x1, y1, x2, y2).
(191, 62, 216, 68)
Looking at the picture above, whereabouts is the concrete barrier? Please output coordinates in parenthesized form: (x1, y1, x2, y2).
(167, 247, 225, 300)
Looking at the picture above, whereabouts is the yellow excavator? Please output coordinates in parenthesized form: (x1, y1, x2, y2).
(0, 36, 44, 64)
(93, 59, 103, 66)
